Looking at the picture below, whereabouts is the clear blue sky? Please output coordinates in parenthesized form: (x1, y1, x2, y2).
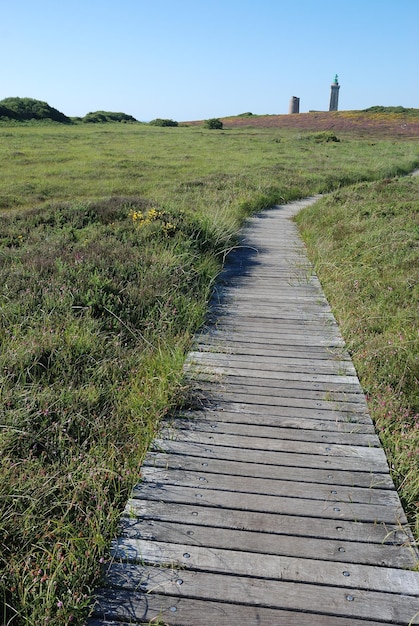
(1, 0, 417, 121)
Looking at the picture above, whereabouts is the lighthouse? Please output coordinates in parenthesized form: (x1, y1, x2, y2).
(329, 74, 340, 111)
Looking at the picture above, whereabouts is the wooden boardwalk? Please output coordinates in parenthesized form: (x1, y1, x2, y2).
(89, 197, 419, 625)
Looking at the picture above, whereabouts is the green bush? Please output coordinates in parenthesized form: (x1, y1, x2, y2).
(204, 118, 223, 129)
(82, 111, 137, 123)
(149, 118, 178, 127)
(0, 97, 72, 124)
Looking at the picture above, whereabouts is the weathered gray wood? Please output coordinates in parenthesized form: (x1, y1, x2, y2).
(204, 392, 367, 411)
(152, 438, 391, 474)
(188, 350, 357, 376)
(194, 392, 367, 415)
(123, 499, 411, 545)
(94, 563, 419, 624)
(170, 417, 377, 443)
(118, 518, 414, 567)
(186, 362, 362, 386)
(173, 409, 376, 432)
(143, 452, 394, 488)
(196, 339, 353, 359)
(191, 376, 366, 402)
(111, 539, 419, 596)
(157, 429, 386, 461)
(190, 359, 358, 382)
(130, 483, 406, 525)
(187, 372, 367, 397)
(89, 196, 419, 626)
(139, 466, 399, 506)
(184, 401, 372, 423)
(90, 589, 396, 626)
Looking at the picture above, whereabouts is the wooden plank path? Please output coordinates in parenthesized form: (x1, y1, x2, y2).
(89, 197, 419, 625)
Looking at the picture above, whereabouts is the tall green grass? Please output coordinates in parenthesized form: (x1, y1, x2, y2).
(296, 176, 419, 537)
(0, 123, 418, 624)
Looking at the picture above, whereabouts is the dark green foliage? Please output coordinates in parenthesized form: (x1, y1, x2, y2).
(204, 118, 223, 129)
(237, 112, 254, 117)
(149, 118, 178, 127)
(0, 97, 72, 123)
(0, 104, 21, 120)
(82, 111, 137, 123)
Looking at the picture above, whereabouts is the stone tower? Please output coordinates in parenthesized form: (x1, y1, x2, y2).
(329, 74, 340, 111)
(289, 96, 300, 114)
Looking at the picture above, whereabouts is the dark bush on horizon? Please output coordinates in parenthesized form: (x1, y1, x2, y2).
(204, 118, 223, 129)
(0, 97, 72, 123)
(83, 111, 137, 123)
(149, 118, 178, 127)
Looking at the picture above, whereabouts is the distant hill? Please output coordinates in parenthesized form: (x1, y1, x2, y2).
(189, 108, 419, 137)
(0, 97, 72, 123)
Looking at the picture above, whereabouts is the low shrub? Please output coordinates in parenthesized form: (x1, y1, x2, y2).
(82, 111, 137, 123)
(149, 118, 178, 127)
(204, 118, 223, 129)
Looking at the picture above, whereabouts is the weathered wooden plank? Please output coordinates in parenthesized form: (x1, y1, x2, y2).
(203, 330, 346, 348)
(118, 518, 416, 568)
(210, 305, 333, 318)
(139, 467, 398, 506)
(90, 588, 395, 626)
(152, 439, 390, 474)
(189, 369, 364, 390)
(169, 418, 379, 446)
(187, 372, 366, 397)
(189, 383, 367, 407)
(203, 317, 343, 332)
(174, 409, 375, 432)
(131, 483, 404, 524)
(193, 344, 353, 366)
(210, 306, 334, 318)
(158, 428, 387, 462)
(211, 290, 330, 301)
(100, 559, 419, 623)
(124, 499, 411, 546)
(196, 345, 352, 365)
(196, 340, 353, 360)
(187, 351, 356, 376)
(185, 362, 361, 386)
(211, 307, 333, 324)
(203, 327, 346, 345)
(194, 392, 367, 415)
(142, 451, 393, 488)
(189, 401, 372, 423)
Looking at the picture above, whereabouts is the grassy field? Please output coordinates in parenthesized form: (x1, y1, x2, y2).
(0, 120, 418, 624)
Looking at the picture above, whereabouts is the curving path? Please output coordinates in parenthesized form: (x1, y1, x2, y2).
(89, 197, 419, 625)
